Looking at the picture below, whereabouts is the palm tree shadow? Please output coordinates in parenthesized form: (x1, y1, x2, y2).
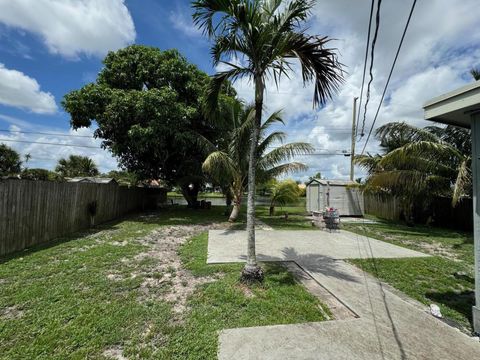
(240, 246, 360, 284)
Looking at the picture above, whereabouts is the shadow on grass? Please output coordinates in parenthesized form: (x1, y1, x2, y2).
(426, 290, 475, 328)
(0, 220, 124, 265)
(1, 206, 231, 265)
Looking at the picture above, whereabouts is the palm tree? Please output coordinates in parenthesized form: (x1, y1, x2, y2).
(56, 155, 99, 178)
(269, 179, 300, 216)
(193, 0, 343, 281)
(355, 122, 471, 222)
(203, 104, 313, 221)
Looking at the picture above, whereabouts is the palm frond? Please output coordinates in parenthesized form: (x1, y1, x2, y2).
(281, 33, 344, 107)
(353, 154, 382, 173)
(262, 162, 308, 179)
(259, 142, 314, 169)
(452, 157, 472, 207)
(205, 66, 250, 114)
(202, 150, 238, 184)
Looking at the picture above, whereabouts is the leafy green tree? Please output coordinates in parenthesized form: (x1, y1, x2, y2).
(105, 170, 139, 187)
(269, 179, 300, 216)
(0, 144, 22, 176)
(193, 0, 343, 281)
(21, 168, 59, 181)
(202, 104, 313, 221)
(63, 45, 233, 206)
(55, 155, 99, 178)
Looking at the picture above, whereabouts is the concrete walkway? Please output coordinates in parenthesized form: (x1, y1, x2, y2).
(208, 229, 480, 359)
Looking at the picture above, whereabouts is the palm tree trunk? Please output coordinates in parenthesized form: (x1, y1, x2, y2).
(228, 197, 241, 222)
(241, 75, 265, 283)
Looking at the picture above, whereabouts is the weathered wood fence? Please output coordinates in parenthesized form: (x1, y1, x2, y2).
(364, 194, 402, 221)
(0, 179, 166, 256)
(364, 193, 473, 230)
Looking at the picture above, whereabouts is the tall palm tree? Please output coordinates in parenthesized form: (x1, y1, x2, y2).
(193, 0, 343, 281)
(203, 104, 313, 221)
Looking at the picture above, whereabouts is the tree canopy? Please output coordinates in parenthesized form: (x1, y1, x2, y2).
(0, 144, 22, 177)
(62, 45, 234, 205)
(55, 155, 99, 178)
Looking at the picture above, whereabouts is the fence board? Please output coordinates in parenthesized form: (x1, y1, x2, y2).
(0, 179, 166, 256)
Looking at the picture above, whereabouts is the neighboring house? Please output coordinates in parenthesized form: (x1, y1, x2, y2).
(68, 177, 118, 185)
(306, 179, 364, 216)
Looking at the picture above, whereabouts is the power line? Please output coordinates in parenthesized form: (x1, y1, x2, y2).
(361, 0, 418, 155)
(0, 129, 94, 138)
(0, 138, 101, 149)
(355, 0, 375, 136)
(360, 0, 383, 137)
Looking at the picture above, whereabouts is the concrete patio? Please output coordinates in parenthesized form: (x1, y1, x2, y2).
(208, 229, 480, 359)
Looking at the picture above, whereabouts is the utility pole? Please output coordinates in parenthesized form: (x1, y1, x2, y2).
(350, 97, 359, 182)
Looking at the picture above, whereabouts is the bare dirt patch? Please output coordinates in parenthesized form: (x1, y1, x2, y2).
(102, 346, 127, 360)
(125, 223, 229, 317)
(0, 305, 24, 320)
(236, 283, 256, 298)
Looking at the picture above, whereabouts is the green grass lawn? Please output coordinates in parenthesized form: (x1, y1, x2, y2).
(0, 206, 326, 359)
(255, 204, 315, 230)
(344, 218, 475, 333)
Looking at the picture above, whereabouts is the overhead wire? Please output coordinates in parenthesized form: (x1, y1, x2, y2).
(355, 0, 376, 136)
(0, 129, 93, 138)
(360, 0, 383, 137)
(360, 0, 418, 155)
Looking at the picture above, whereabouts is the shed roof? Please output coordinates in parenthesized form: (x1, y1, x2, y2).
(306, 179, 355, 186)
(424, 80, 480, 128)
(68, 177, 118, 184)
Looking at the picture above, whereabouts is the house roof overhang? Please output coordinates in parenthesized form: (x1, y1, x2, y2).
(423, 81, 480, 129)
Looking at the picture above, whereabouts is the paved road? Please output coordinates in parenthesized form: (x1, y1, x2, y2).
(208, 229, 480, 360)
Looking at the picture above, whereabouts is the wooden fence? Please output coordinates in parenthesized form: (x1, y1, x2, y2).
(0, 179, 166, 256)
(364, 194, 402, 221)
(364, 193, 473, 230)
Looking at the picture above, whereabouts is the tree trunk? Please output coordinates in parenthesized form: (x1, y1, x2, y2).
(241, 75, 265, 283)
(180, 183, 200, 208)
(229, 199, 241, 222)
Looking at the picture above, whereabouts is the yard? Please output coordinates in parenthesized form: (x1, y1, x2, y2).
(343, 218, 475, 333)
(257, 205, 476, 333)
(0, 206, 327, 359)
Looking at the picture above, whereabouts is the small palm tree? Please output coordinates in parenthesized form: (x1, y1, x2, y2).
(269, 179, 300, 216)
(193, 0, 343, 281)
(203, 104, 313, 221)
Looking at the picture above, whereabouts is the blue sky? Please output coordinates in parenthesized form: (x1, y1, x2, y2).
(0, 0, 479, 180)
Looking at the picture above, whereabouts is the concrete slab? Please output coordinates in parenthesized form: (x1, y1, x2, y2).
(207, 229, 428, 264)
(210, 230, 480, 359)
(219, 260, 480, 359)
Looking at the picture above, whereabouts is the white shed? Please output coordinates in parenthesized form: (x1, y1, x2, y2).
(306, 179, 364, 216)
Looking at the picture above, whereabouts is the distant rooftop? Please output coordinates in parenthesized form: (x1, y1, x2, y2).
(307, 179, 356, 186)
(68, 177, 117, 184)
(424, 80, 480, 128)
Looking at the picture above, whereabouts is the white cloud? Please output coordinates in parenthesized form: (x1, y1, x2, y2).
(219, 0, 480, 181)
(169, 7, 202, 38)
(0, 124, 119, 173)
(0, 0, 136, 58)
(0, 64, 57, 113)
